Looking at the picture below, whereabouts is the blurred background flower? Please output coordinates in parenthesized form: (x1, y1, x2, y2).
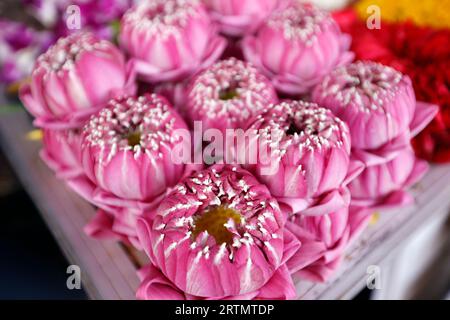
(0, 0, 132, 91)
(354, 0, 450, 29)
(0, 20, 52, 87)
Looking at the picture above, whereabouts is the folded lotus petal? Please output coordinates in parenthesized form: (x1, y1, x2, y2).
(136, 264, 187, 300)
(410, 101, 439, 138)
(19, 32, 136, 129)
(271, 75, 316, 95)
(32, 107, 101, 130)
(205, 0, 280, 36)
(286, 205, 351, 281)
(350, 189, 415, 216)
(281, 228, 302, 265)
(136, 262, 293, 300)
(195, 35, 228, 72)
(285, 237, 327, 274)
(280, 188, 351, 217)
(342, 158, 365, 186)
(349, 148, 428, 208)
(403, 157, 429, 188)
(313, 61, 417, 150)
(65, 175, 97, 203)
(91, 188, 165, 212)
(255, 264, 297, 300)
(302, 188, 350, 216)
(84, 209, 132, 245)
(242, 3, 353, 95)
(110, 208, 144, 249)
(277, 198, 310, 217)
(351, 131, 412, 167)
(119, 0, 226, 84)
(127, 59, 166, 82)
(40, 128, 83, 179)
(137, 264, 155, 282)
(347, 101, 437, 168)
(293, 256, 342, 283)
(70, 183, 143, 213)
(19, 85, 42, 119)
(110, 209, 139, 236)
(241, 100, 351, 210)
(82, 206, 145, 249)
(184, 58, 278, 133)
(66, 172, 162, 250)
(137, 165, 296, 298)
(321, 230, 350, 263)
(136, 213, 159, 266)
(377, 190, 415, 209)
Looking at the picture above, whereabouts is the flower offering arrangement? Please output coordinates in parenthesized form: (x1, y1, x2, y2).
(7, 0, 445, 300)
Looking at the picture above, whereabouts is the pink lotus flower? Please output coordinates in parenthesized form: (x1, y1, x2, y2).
(204, 0, 281, 37)
(349, 148, 429, 209)
(312, 61, 439, 151)
(184, 58, 278, 132)
(67, 94, 194, 246)
(136, 165, 300, 299)
(241, 100, 360, 215)
(286, 197, 372, 282)
(242, 3, 353, 95)
(119, 0, 227, 83)
(80, 94, 189, 202)
(19, 32, 136, 129)
(40, 128, 83, 179)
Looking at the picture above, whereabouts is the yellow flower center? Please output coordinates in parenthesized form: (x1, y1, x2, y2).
(127, 131, 141, 147)
(192, 206, 242, 245)
(219, 80, 240, 101)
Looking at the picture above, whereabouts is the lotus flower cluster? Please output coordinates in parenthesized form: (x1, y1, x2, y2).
(312, 61, 438, 214)
(69, 94, 194, 247)
(19, 32, 136, 191)
(17, 0, 437, 300)
(239, 100, 364, 280)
